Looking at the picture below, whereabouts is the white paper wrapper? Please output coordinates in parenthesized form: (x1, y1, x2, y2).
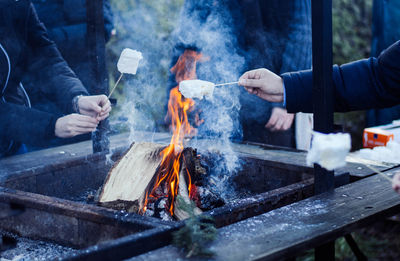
(178, 80, 215, 99)
(307, 132, 351, 170)
(117, 48, 143, 75)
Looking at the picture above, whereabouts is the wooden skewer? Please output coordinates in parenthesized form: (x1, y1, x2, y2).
(94, 73, 124, 121)
(363, 164, 392, 182)
(214, 81, 239, 87)
(108, 73, 124, 98)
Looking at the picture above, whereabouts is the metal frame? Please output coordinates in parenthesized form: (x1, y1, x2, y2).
(312, 0, 335, 260)
(86, 0, 110, 153)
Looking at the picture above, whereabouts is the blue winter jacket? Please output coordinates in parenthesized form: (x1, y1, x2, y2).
(283, 41, 400, 113)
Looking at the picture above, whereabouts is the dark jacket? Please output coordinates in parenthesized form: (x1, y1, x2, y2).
(30, 0, 113, 96)
(283, 41, 400, 113)
(0, 0, 88, 154)
(367, 0, 400, 127)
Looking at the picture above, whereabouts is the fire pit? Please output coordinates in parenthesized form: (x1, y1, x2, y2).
(0, 132, 336, 259)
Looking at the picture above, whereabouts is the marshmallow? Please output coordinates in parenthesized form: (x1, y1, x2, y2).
(307, 132, 351, 170)
(179, 80, 215, 99)
(117, 48, 143, 75)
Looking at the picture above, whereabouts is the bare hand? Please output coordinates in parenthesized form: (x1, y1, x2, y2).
(265, 107, 294, 132)
(78, 95, 112, 121)
(55, 114, 99, 138)
(239, 68, 284, 103)
(392, 172, 400, 194)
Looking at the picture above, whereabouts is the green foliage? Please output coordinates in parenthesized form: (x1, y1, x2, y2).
(172, 196, 218, 258)
(297, 233, 386, 261)
(332, 0, 373, 150)
(333, 0, 373, 64)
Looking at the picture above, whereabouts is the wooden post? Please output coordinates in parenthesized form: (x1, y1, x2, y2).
(86, 0, 110, 153)
(312, 0, 335, 260)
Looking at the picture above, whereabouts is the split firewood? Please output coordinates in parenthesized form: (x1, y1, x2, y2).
(98, 142, 164, 210)
(98, 142, 206, 220)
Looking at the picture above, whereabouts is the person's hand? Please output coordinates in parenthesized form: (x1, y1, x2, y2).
(265, 107, 294, 132)
(392, 172, 400, 194)
(238, 68, 284, 103)
(55, 114, 99, 138)
(78, 95, 111, 121)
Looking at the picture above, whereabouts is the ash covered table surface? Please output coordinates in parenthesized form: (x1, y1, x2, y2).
(130, 167, 400, 261)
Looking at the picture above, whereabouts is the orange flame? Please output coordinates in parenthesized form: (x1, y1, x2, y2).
(142, 50, 202, 216)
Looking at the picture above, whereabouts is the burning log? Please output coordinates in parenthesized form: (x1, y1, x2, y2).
(98, 142, 204, 220)
(98, 142, 164, 213)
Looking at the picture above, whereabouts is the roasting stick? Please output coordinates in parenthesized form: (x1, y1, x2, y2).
(108, 73, 124, 98)
(363, 164, 393, 182)
(214, 81, 239, 87)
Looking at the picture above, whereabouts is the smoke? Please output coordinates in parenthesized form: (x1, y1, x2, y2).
(107, 1, 183, 143)
(169, 1, 247, 199)
(108, 1, 245, 199)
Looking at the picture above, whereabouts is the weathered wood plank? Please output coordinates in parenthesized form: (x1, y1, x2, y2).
(130, 167, 400, 261)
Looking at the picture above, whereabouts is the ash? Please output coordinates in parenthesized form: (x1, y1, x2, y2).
(64, 188, 99, 204)
(0, 232, 77, 260)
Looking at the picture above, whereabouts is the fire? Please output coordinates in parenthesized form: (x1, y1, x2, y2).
(142, 50, 202, 216)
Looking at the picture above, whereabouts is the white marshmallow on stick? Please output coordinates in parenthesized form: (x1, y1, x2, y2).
(109, 49, 143, 98)
(117, 49, 143, 75)
(179, 80, 215, 100)
(307, 132, 351, 170)
(178, 80, 238, 99)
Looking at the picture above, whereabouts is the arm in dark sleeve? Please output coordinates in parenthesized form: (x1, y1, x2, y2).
(282, 41, 400, 113)
(25, 3, 88, 114)
(0, 101, 57, 146)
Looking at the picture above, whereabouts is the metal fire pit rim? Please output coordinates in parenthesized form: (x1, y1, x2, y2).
(62, 224, 180, 261)
(204, 178, 314, 227)
(0, 186, 172, 229)
(59, 178, 316, 261)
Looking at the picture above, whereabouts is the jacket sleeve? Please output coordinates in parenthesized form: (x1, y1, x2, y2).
(0, 100, 58, 146)
(282, 40, 400, 113)
(25, 3, 89, 114)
